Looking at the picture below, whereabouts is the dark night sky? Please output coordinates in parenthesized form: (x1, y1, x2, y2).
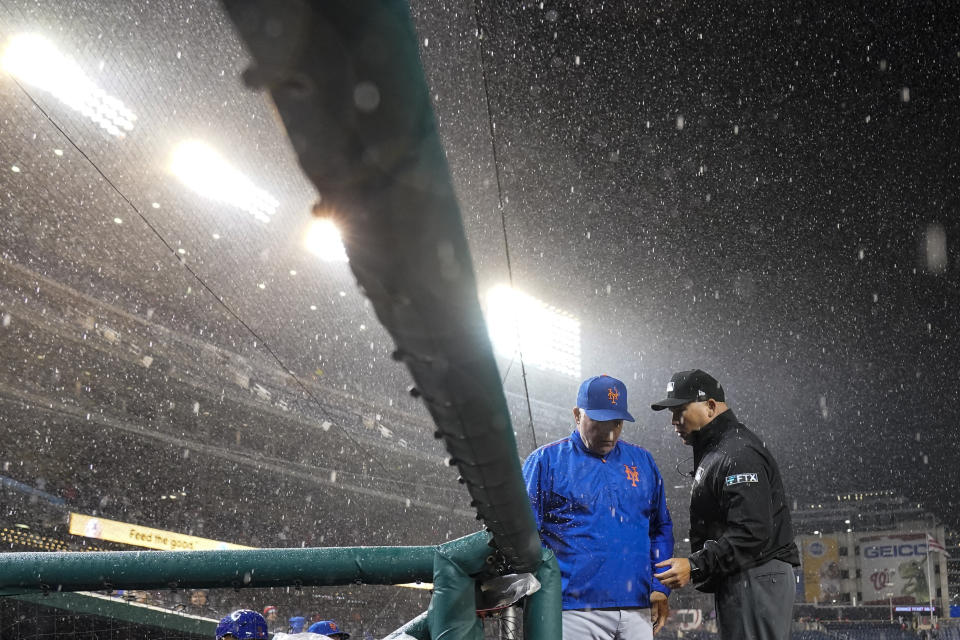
(411, 1, 960, 525)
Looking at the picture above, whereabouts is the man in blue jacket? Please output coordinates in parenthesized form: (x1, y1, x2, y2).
(523, 374, 674, 639)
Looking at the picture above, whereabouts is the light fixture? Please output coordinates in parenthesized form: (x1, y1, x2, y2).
(304, 218, 349, 262)
(2, 33, 137, 137)
(485, 285, 581, 378)
(170, 140, 278, 223)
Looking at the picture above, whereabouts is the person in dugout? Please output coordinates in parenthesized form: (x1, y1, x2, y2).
(215, 609, 269, 640)
(308, 619, 351, 639)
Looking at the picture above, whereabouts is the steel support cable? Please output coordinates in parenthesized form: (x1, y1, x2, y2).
(470, 0, 538, 450)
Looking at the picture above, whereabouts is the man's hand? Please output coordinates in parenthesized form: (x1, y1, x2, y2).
(650, 590, 669, 634)
(654, 557, 691, 589)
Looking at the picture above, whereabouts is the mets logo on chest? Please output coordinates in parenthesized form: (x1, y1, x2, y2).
(624, 465, 639, 487)
(608, 387, 619, 404)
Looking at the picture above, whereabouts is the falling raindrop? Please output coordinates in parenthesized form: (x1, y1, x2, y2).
(923, 223, 948, 273)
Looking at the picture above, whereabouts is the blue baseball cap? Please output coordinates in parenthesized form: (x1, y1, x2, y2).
(308, 620, 350, 638)
(288, 616, 307, 633)
(577, 374, 634, 422)
(215, 610, 268, 640)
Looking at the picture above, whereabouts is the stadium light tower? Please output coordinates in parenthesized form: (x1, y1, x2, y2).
(170, 140, 279, 223)
(485, 285, 581, 378)
(303, 218, 348, 262)
(1, 33, 137, 137)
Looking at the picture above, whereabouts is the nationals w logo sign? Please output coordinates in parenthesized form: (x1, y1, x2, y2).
(870, 569, 892, 591)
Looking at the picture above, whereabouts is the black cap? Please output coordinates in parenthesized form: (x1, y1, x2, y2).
(650, 369, 725, 411)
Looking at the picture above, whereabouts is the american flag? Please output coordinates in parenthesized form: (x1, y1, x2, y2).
(927, 533, 949, 556)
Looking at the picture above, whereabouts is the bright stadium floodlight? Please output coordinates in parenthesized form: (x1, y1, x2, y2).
(1, 33, 137, 137)
(304, 218, 349, 262)
(485, 285, 581, 378)
(170, 140, 279, 223)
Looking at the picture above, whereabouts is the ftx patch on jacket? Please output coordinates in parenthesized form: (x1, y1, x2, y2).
(687, 410, 800, 592)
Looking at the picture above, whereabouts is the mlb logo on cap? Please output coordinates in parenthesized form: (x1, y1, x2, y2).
(650, 369, 725, 411)
(577, 374, 635, 422)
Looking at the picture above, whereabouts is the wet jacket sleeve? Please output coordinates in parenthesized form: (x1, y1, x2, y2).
(689, 448, 772, 579)
(648, 460, 674, 596)
(521, 451, 544, 532)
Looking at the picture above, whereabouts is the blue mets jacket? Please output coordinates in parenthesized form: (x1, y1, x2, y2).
(522, 430, 674, 610)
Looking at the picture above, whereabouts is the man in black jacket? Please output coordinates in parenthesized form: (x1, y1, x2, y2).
(650, 370, 799, 640)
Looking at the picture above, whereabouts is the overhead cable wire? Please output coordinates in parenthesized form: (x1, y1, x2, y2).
(470, 0, 538, 450)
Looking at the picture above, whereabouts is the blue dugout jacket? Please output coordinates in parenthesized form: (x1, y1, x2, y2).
(522, 430, 674, 610)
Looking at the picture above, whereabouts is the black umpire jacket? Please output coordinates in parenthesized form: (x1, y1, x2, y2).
(687, 409, 800, 593)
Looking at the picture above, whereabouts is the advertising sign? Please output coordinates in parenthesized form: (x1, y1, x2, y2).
(69, 512, 251, 551)
(858, 532, 930, 605)
(802, 536, 841, 603)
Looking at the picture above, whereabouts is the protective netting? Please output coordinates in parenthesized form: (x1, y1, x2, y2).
(0, 596, 207, 640)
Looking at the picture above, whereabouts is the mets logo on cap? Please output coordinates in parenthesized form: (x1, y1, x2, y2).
(577, 374, 635, 422)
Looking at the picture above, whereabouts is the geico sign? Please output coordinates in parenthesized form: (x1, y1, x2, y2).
(863, 544, 926, 558)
